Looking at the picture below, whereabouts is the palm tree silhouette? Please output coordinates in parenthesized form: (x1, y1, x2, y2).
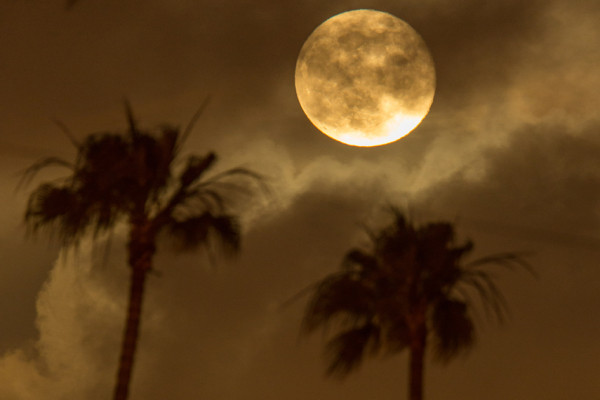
(23, 104, 262, 400)
(302, 207, 533, 400)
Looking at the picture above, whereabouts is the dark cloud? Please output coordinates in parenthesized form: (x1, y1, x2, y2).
(407, 0, 548, 106)
(421, 122, 600, 245)
(0, 0, 599, 399)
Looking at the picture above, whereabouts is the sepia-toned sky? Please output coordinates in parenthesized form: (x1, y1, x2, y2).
(1, 0, 599, 399)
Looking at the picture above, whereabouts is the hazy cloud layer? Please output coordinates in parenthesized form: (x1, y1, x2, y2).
(0, 0, 599, 399)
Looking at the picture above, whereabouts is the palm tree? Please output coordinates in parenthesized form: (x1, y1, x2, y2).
(23, 104, 262, 400)
(302, 208, 533, 400)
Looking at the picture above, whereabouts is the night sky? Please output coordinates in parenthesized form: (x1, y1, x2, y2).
(1, 1, 599, 399)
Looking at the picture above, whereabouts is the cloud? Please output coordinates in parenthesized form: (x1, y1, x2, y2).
(0, 239, 129, 400)
(503, 0, 600, 130)
(419, 121, 600, 254)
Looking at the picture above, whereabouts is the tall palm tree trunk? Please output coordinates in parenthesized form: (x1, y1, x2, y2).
(409, 327, 426, 400)
(113, 264, 149, 400)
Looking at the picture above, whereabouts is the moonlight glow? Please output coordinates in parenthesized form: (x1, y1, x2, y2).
(295, 9, 436, 147)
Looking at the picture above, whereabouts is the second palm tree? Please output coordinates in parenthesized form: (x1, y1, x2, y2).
(302, 208, 532, 400)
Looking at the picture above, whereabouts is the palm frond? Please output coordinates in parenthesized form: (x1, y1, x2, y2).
(324, 323, 381, 378)
(302, 273, 375, 333)
(460, 270, 509, 323)
(431, 298, 475, 363)
(459, 252, 535, 323)
(207, 214, 241, 254)
(166, 212, 240, 255)
(154, 126, 179, 181)
(124, 99, 138, 138)
(25, 183, 90, 245)
(279, 282, 321, 310)
(193, 188, 227, 213)
(50, 118, 80, 148)
(194, 179, 257, 198)
(179, 153, 217, 187)
(76, 132, 130, 177)
(19, 157, 73, 188)
(177, 96, 211, 152)
(25, 184, 74, 227)
(157, 157, 265, 229)
(342, 248, 378, 273)
(196, 167, 264, 189)
(382, 318, 411, 354)
(466, 252, 536, 277)
(170, 189, 226, 219)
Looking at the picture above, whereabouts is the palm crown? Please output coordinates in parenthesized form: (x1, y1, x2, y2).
(25, 106, 257, 254)
(303, 208, 532, 400)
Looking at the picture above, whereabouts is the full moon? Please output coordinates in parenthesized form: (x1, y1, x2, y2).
(295, 9, 436, 147)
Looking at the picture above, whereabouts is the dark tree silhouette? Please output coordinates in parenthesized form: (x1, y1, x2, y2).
(23, 104, 262, 400)
(302, 208, 533, 400)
